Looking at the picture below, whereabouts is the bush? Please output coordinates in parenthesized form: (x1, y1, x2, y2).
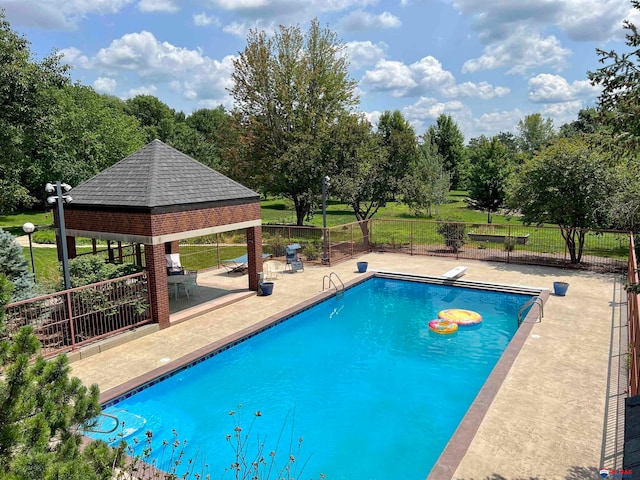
(302, 242, 320, 261)
(68, 255, 143, 288)
(436, 219, 466, 253)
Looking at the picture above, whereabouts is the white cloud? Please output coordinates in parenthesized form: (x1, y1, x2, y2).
(362, 55, 509, 100)
(443, 81, 510, 99)
(126, 85, 158, 97)
(210, 0, 269, 9)
(92, 31, 206, 77)
(59, 47, 92, 68)
(362, 59, 418, 97)
(527, 73, 600, 103)
(540, 100, 585, 127)
(462, 26, 570, 75)
(3, 0, 134, 29)
(341, 10, 401, 31)
(344, 41, 386, 69)
(93, 77, 116, 93)
(452, 0, 629, 43)
(466, 108, 526, 139)
(65, 31, 236, 105)
(193, 12, 220, 26)
(137, 0, 178, 13)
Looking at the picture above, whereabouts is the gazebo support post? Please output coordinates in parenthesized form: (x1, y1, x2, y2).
(246, 226, 263, 291)
(145, 243, 171, 329)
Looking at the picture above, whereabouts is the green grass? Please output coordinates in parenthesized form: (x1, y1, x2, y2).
(6, 191, 629, 289)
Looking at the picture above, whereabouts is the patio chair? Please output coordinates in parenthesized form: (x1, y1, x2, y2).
(166, 253, 184, 276)
(177, 270, 198, 299)
(285, 244, 304, 273)
(222, 253, 272, 274)
(264, 260, 286, 280)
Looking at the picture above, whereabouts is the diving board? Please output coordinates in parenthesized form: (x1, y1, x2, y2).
(441, 266, 467, 279)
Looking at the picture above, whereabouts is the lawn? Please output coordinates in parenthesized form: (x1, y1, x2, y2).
(2, 192, 628, 289)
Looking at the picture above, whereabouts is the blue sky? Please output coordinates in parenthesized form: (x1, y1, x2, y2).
(4, 0, 637, 140)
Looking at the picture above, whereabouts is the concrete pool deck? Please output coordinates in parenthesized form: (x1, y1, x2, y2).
(69, 253, 626, 479)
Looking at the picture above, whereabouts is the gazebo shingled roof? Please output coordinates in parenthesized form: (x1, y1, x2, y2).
(68, 139, 259, 211)
(55, 139, 264, 329)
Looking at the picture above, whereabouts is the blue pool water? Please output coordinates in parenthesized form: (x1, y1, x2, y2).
(91, 277, 534, 479)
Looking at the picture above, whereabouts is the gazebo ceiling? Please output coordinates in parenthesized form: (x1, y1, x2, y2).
(67, 139, 259, 213)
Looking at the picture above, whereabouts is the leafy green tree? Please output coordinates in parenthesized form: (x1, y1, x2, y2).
(125, 95, 179, 143)
(507, 137, 613, 264)
(0, 10, 70, 214)
(467, 136, 512, 223)
(403, 128, 450, 217)
(230, 18, 358, 225)
(426, 114, 468, 189)
(588, 0, 640, 150)
(34, 85, 146, 189)
(330, 114, 386, 241)
(558, 108, 600, 138)
(516, 113, 555, 156)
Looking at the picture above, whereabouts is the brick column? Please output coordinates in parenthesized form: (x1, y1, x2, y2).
(165, 241, 180, 254)
(145, 243, 170, 329)
(55, 235, 77, 260)
(246, 226, 263, 291)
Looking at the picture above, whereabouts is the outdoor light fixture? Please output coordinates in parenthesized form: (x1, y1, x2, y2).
(322, 175, 331, 265)
(46, 181, 73, 290)
(22, 222, 36, 281)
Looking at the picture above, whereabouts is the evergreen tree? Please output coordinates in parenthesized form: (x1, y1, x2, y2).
(0, 230, 36, 301)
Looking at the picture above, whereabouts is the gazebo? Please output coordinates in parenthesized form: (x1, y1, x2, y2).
(54, 139, 264, 329)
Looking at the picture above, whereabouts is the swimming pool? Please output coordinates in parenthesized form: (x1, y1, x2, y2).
(91, 275, 538, 479)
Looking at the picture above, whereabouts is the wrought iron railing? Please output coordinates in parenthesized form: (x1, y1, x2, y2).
(628, 236, 639, 397)
(4, 272, 151, 358)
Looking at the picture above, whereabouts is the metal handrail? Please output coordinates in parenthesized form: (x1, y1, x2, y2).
(81, 411, 120, 434)
(518, 297, 543, 326)
(322, 272, 345, 297)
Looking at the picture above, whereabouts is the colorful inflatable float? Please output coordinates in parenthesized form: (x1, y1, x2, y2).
(438, 309, 482, 327)
(428, 319, 458, 334)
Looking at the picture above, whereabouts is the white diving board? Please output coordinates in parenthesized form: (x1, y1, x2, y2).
(441, 266, 467, 279)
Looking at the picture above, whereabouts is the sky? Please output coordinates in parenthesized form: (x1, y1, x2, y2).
(4, 0, 638, 141)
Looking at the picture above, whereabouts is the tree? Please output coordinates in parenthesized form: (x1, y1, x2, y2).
(125, 95, 179, 143)
(330, 114, 386, 242)
(426, 114, 468, 189)
(0, 229, 37, 301)
(507, 137, 613, 264)
(516, 113, 555, 156)
(0, 267, 114, 479)
(230, 18, 358, 225)
(403, 130, 450, 217)
(467, 136, 512, 223)
(588, 0, 640, 150)
(34, 85, 146, 189)
(558, 108, 600, 138)
(0, 10, 70, 214)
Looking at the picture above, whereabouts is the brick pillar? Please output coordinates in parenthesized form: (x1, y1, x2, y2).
(55, 235, 77, 260)
(145, 243, 170, 329)
(165, 241, 180, 254)
(246, 226, 263, 291)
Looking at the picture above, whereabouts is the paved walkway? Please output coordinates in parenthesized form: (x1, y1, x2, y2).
(69, 253, 624, 479)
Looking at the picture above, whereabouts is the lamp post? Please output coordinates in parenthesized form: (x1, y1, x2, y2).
(322, 175, 330, 264)
(45, 181, 73, 290)
(22, 222, 36, 281)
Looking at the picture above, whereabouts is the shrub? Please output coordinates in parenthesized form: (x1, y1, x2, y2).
(436, 219, 466, 253)
(302, 242, 320, 261)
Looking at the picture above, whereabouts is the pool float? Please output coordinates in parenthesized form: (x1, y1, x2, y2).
(428, 319, 458, 334)
(438, 309, 482, 326)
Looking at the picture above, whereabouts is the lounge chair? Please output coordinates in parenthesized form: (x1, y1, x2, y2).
(285, 244, 304, 272)
(222, 253, 271, 274)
